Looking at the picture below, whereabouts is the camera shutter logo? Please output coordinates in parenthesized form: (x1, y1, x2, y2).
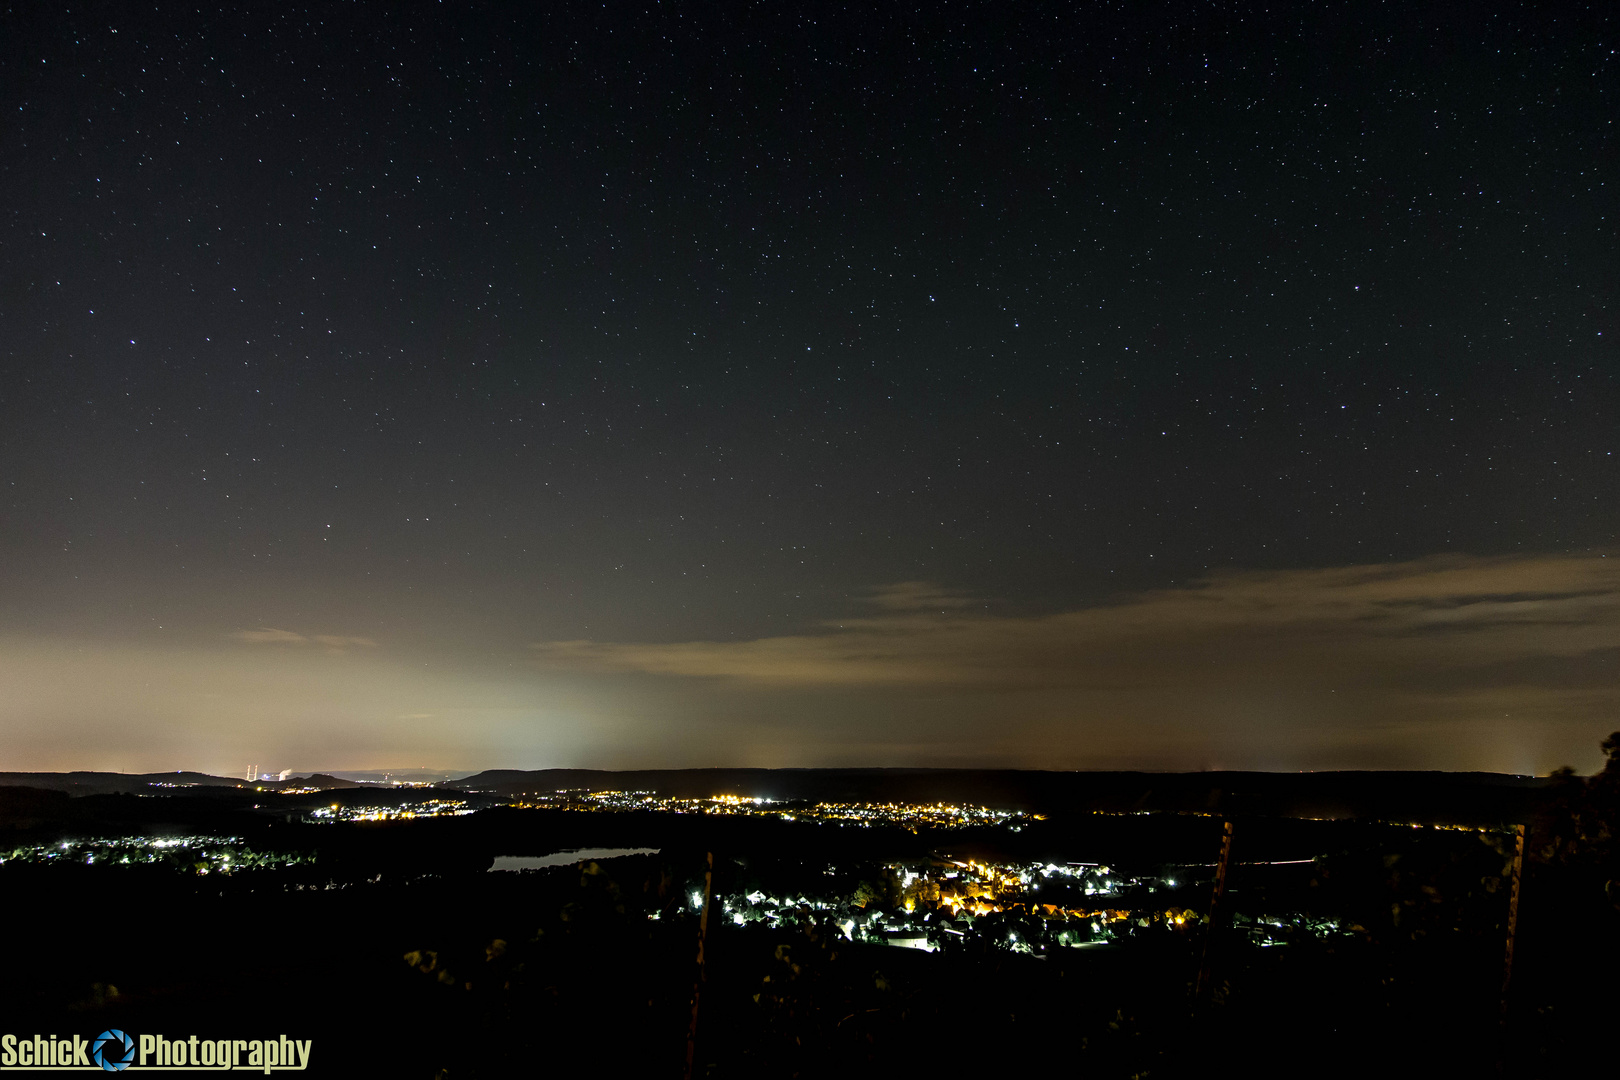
(92, 1030, 135, 1072)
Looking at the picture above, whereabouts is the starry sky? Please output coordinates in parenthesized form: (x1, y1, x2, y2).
(1, 2, 1615, 776)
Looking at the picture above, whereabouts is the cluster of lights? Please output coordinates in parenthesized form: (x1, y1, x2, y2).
(1233, 912, 1348, 947)
(714, 887, 853, 932)
(0, 836, 306, 875)
(306, 799, 474, 822)
(680, 856, 1209, 955)
(509, 790, 1029, 830)
(794, 800, 1025, 830)
(910, 858, 1147, 925)
(513, 790, 769, 814)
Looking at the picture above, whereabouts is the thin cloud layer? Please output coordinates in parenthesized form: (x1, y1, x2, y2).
(233, 628, 309, 645)
(532, 554, 1620, 691)
(864, 581, 980, 611)
(5, 553, 1614, 776)
(233, 629, 378, 652)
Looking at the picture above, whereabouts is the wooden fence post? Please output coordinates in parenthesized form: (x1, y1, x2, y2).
(1194, 819, 1235, 1006)
(684, 851, 715, 1080)
(1500, 823, 1526, 1015)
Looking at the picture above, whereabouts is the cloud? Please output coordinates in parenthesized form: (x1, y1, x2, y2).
(530, 553, 1620, 691)
(232, 628, 308, 645)
(232, 629, 378, 652)
(7, 553, 1616, 775)
(864, 581, 979, 611)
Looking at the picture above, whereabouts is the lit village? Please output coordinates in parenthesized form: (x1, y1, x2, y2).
(4, 781, 1359, 955)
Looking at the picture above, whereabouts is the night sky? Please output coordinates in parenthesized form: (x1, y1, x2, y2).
(2, 2, 1616, 776)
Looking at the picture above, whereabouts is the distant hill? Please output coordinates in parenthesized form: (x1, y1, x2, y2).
(0, 771, 365, 797)
(446, 767, 1551, 825)
(289, 773, 365, 789)
(0, 767, 1554, 825)
(0, 771, 245, 796)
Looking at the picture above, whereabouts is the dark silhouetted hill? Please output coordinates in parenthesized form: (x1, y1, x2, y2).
(446, 767, 1549, 825)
